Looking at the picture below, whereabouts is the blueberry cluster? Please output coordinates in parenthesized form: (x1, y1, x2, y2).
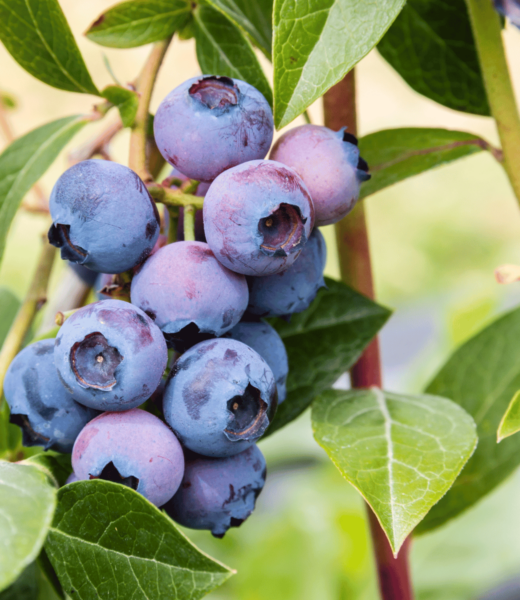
(5, 75, 369, 537)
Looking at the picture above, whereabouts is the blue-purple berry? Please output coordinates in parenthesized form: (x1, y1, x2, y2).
(4, 339, 98, 453)
(72, 409, 184, 506)
(247, 228, 327, 318)
(130, 241, 248, 351)
(493, 0, 520, 26)
(163, 445, 266, 537)
(163, 338, 277, 457)
(204, 160, 315, 276)
(223, 319, 288, 403)
(48, 159, 160, 274)
(154, 76, 274, 182)
(54, 300, 167, 412)
(270, 125, 370, 226)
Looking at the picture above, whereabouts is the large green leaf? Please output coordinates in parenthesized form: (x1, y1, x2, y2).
(418, 307, 520, 533)
(0, 116, 88, 266)
(266, 278, 391, 435)
(0, 563, 38, 600)
(0, 461, 57, 592)
(312, 389, 477, 554)
(45, 481, 233, 599)
(101, 85, 139, 127)
(359, 128, 492, 200)
(0, 0, 98, 94)
(497, 390, 520, 442)
(194, 4, 273, 106)
(378, 0, 489, 115)
(272, 0, 406, 128)
(86, 0, 192, 49)
(23, 452, 72, 489)
(206, 0, 273, 57)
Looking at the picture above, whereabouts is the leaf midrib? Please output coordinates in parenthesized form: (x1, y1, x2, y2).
(90, 7, 191, 36)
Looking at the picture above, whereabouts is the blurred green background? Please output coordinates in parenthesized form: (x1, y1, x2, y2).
(3, 1, 520, 598)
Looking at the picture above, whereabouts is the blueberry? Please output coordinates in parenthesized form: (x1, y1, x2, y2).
(223, 319, 288, 403)
(493, 0, 520, 26)
(65, 472, 79, 484)
(69, 263, 98, 287)
(48, 159, 160, 274)
(131, 241, 248, 351)
(54, 300, 167, 411)
(163, 338, 277, 457)
(4, 340, 98, 453)
(203, 160, 315, 276)
(269, 125, 370, 226)
(247, 228, 327, 318)
(154, 75, 274, 182)
(72, 409, 184, 506)
(163, 445, 266, 537)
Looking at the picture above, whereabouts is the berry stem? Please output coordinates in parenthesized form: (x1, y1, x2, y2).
(183, 205, 196, 241)
(129, 37, 172, 182)
(324, 71, 414, 600)
(0, 235, 56, 405)
(146, 182, 204, 209)
(465, 0, 520, 205)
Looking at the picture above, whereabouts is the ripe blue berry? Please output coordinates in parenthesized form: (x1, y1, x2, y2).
(270, 125, 370, 226)
(131, 241, 248, 351)
(48, 159, 160, 274)
(493, 0, 520, 26)
(54, 300, 167, 412)
(163, 445, 266, 537)
(247, 228, 327, 317)
(4, 340, 98, 453)
(223, 319, 288, 403)
(154, 75, 274, 182)
(204, 160, 315, 276)
(72, 409, 184, 507)
(163, 338, 277, 457)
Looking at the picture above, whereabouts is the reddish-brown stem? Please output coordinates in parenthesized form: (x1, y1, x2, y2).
(323, 71, 414, 600)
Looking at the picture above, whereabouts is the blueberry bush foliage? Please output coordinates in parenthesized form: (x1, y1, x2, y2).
(0, 0, 520, 599)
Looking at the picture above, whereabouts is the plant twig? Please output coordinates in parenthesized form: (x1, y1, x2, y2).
(129, 37, 172, 182)
(183, 205, 196, 241)
(324, 71, 414, 600)
(0, 238, 56, 404)
(147, 182, 204, 209)
(68, 118, 123, 166)
(465, 0, 520, 205)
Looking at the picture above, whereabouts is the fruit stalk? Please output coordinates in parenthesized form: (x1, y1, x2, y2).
(183, 205, 196, 241)
(0, 236, 56, 403)
(465, 0, 520, 205)
(129, 37, 172, 182)
(323, 71, 414, 600)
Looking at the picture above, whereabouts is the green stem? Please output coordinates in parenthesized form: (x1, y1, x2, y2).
(129, 37, 172, 182)
(465, 0, 520, 204)
(168, 208, 179, 244)
(0, 239, 56, 404)
(183, 205, 196, 241)
(147, 182, 204, 209)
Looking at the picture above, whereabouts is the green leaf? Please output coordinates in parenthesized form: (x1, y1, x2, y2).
(0, 461, 57, 592)
(378, 0, 489, 116)
(22, 452, 72, 489)
(86, 0, 191, 49)
(273, 0, 406, 128)
(194, 4, 273, 106)
(312, 388, 477, 554)
(418, 306, 520, 534)
(266, 278, 391, 436)
(37, 548, 64, 600)
(101, 85, 139, 127)
(206, 0, 273, 57)
(0, 0, 98, 95)
(359, 128, 492, 200)
(0, 116, 88, 267)
(0, 563, 38, 600)
(497, 390, 520, 442)
(45, 481, 233, 599)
